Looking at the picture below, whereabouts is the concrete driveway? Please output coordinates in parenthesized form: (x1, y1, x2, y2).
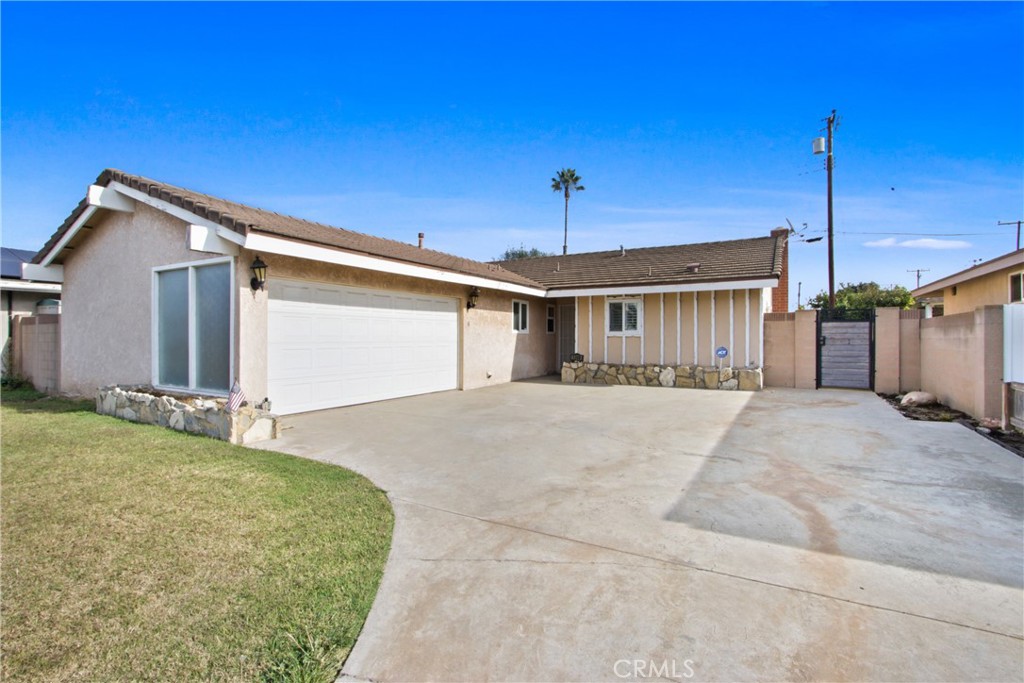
(258, 380, 1023, 682)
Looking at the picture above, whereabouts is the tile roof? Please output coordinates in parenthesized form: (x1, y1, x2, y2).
(495, 236, 786, 290)
(36, 169, 784, 293)
(36, 169, 544, 290)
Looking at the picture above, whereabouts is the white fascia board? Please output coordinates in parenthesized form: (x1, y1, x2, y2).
(1, 278, 63, 293)
(244, 232, 548, 298)
(913, 250, 1024, 297)
(550, 278, 778, 299)
(87, 184, 135, 212)
(108, 181, 246, 246)
(38, 205, 98, 266)
(187, 224, 240, 256)
(21, 263, 65, 283)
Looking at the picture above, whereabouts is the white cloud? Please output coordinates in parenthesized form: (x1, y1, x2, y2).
(863, 237, 971, 249)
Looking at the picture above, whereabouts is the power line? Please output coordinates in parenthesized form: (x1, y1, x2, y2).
(997, 220, 1022, 250)
(907, 268, 929, 288)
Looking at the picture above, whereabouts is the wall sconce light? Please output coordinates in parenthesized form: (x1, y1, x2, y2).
(250, 256, 268, 291)
(467, 286, 480, 309)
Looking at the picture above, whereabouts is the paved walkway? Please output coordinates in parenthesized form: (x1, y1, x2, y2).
(256, 380, 1024, 682)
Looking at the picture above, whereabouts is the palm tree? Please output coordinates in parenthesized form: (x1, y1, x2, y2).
(551, 168, 585, 255)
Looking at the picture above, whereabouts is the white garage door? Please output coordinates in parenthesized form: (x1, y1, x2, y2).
(268, 279, 458, 415)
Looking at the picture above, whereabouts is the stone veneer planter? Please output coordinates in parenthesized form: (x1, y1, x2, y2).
(96, 386, 280, 445)
(561, 362, 763, 391)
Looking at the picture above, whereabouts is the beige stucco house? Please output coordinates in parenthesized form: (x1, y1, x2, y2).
(912, 248, 1024, 316)
(28, 170, 788, 415)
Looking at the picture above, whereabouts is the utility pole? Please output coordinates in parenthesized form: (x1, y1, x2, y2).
(813, 110, 837, 309)
(907, 268, 929, 288)
(998, 220, 1022, 250)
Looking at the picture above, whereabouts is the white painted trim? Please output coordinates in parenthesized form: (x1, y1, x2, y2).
(18, 264, 64, 284)
(513, 299, 530, 333)
(621, 333, 626, 364)
(245, 232, 547, 298)
(605, 297, 643, 337)
(188, 224, 241, 256)
(710, 291, 716, 365)
(760, 288, 769, 367)
(151, 256, 235, 394)
(659, 293, 665, 365)
(676, 293, 682, 365)
(87, 184, 135, 213)
(692, 292, 698, 365)
(39, 205, 98, 266)
(587, 296, 593, 360)
(0, 279, 62, 294)
(745, 289, 751, 367)
(551, 278, 777, 299)
(110, 182, 246, 246)
(574, 297, 579, 354)
(729, 290, 735, 367)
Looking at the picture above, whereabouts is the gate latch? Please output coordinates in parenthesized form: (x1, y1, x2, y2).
(819, 335, 827, 346)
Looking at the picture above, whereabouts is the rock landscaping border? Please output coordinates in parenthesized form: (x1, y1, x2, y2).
(561, 362, 762, 391)
(96, 386, 279, 444)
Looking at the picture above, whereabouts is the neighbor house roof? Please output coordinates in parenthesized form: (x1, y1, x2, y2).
(912, 248, 1024, 299)
(2, 247, 36, 279)
(35, 169, 544, 290)
(495, 236, 786, 291)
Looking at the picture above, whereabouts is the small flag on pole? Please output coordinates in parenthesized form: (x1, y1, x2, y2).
(227, 380, 246, 413)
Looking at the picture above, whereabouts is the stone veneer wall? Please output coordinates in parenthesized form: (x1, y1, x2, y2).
(96, 386, 280, 445)
(561, 362, 763, 391)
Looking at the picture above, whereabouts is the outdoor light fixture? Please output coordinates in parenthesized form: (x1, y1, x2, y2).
(467, 286, 480, 309)
(250, 256, 268, 291)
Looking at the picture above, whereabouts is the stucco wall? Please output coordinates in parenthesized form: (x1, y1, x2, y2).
(2, 290, 53, 374)
(941, 265, 1021, 315)
(919, 306, 1003, 420)
(762, 310, 816, 389)
(60, 203, 215, 396)
(574, 289, 765, 369)
(236, 249, 554, 402)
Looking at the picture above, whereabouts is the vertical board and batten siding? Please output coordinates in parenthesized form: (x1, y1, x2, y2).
(572, 289, 764, 367)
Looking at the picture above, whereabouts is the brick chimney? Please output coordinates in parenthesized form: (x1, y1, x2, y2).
(770, 227, 790, 312)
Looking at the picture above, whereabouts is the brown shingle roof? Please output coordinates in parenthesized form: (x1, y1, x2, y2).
(36, 169, 784, 293)
(495, 236, 785, 290)
(36, 169, 544, 290)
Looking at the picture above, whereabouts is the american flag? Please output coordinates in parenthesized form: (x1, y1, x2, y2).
(227, 380, 246, 413)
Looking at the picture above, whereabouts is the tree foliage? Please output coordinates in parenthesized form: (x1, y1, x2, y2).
(497, 244, 554, 261)
(808, 282, 915, 310)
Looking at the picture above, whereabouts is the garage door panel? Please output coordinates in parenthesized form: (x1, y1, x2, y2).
(268, 280, 458, 415)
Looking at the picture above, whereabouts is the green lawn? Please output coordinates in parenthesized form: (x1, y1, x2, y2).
(1, 392, 394, 682)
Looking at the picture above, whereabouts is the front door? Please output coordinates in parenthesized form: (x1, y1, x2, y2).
(558, 302, 576, 365)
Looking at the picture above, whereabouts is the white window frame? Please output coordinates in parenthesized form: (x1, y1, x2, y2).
(607, 297, 642, 337)
(513, 299, 529, 333)
(151, 256, 235, 395)
(546, 304, 556, 334)
(1010, 271, 1024, 303)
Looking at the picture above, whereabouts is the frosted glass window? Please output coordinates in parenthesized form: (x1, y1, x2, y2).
(157, 269, 189, 387)
(155, 260, 232, 392)
(195, 263, 231, 391)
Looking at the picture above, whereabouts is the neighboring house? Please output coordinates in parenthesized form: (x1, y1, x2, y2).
(27, 169, 787, 415)
(912, 248, 1024, 315)
(1, 247, 62, 375)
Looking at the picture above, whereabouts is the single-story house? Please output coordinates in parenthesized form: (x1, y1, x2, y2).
(2, 246, 62, 376)
(27, 169, 788, 415)
(912, 248, 1024, 315)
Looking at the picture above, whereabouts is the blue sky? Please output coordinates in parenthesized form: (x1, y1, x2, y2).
(2, 1, 1022, 307)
